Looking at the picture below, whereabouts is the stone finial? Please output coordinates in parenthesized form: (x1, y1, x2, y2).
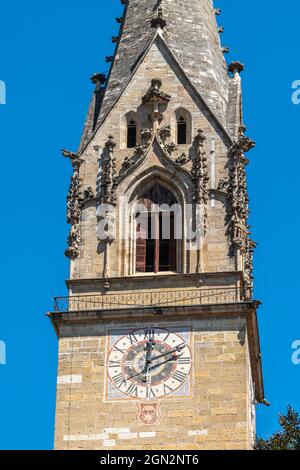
(62, 149, 84, 171)
(151, 7, 167, 29)
(90, 73, 107, 87)
(142, 78, 170, 105)
(228, 62, 244, 76)
(105, 135, 117, 152)
(195, 129, 206, 146)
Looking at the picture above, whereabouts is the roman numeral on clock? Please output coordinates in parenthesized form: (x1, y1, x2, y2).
(178, 356, 191, 365)
(163, 384, 174, 395)
(112, 373, 127, 387)
(113, 346, 126, 354)
(173, 371, 187, 383)
(144, 328, 155, 340)
(108, 360, 121, 368)
(146, 386, 156, 399)
(126, 383, 138, 397)
(126, 333, 139, 345)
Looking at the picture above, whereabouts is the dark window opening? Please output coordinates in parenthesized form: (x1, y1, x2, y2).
(127, 120, 137, 148)
(177, 116, 187, 145)
(135, 185, 178, 274)
(146, 214, 155, 272)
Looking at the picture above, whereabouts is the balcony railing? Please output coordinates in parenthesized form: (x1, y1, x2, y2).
(53, 287, 251, 313)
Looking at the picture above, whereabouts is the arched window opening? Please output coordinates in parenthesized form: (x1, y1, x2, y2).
(135, 184, 178, 274)
(177, 116, 187, 145)
(127, 120, 137, 148)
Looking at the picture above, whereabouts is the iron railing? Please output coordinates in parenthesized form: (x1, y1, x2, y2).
(53, 287, 251, 313)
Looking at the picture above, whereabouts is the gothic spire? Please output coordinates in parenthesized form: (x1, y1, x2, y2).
(80, 0, 232, 151)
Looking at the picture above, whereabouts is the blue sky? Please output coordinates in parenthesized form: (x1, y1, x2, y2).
(0, 0, 299, 450)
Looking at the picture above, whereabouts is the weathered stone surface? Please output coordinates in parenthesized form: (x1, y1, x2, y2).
(52, 0, 263, 452)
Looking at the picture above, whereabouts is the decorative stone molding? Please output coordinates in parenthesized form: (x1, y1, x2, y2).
(227, 127, 256, 286)
(99, 135, 118, 206)
(243, 237, 257, 287)
(140, 128, 153, 147)
(192, 130, 209, 234)
(158, 125, 171, 143)
(165, 142, 178, 155)
(65, 224, 81, 260)
(119, 146, 145, 180)
(142, 79, 171, 107)
(217, 178, 230, 195)
(62, 149, 84, 260)
(119, 129, 153, 182)
(175, 152, 189, 166)
(157, 125, 177, 156)
(80, 186, 95, 204)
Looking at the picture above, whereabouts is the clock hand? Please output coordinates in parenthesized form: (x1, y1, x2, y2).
(143, 338, 156, 383)
(151, 343, 186, 362)
(127, 368, 148, 380)
(127, 339, 156, 382)
(149, 355, 178, 372)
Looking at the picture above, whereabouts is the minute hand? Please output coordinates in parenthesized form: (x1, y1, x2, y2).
(151, 344, 186, 362)
(149, 355, 178, 372)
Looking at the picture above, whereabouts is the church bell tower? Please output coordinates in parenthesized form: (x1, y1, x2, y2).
(49, 0, 265, 450)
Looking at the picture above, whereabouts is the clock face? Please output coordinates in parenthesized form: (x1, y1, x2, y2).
(107, 327, 192, 400)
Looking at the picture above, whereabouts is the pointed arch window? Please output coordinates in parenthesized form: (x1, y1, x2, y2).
(135, 184, 177, 273)
(177, 116, 187, 145)
(127, 120, 137, 148)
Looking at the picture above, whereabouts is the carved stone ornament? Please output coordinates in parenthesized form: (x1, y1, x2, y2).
(227, 126, 257, 287)
(142, 79, 171, 106)
(62, 149, 84, 260)
(151, 7, 167, 30)
(140, 128, 153, 147)
(217, 178, 230, 195)
(175, 152, 189, 166)
(157, 125, 177, 156)
(119, 129, 153, 182)
(81, 186, 95, 203)
(99, 135, 118, 206)
(191, 130, 209, 234)
(65, 223, 81, 260)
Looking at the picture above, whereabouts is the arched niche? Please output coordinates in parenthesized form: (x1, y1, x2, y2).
(173, 107, 192, 145)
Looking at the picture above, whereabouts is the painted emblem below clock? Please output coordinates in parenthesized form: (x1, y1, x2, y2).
(106, 327, 192, 400)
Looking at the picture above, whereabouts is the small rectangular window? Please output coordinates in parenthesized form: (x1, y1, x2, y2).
(127, 121, 137, 148)
(178, 120, 187, 145)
